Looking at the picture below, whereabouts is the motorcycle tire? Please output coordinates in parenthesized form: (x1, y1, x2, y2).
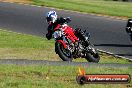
(85, 52, 100, 63)
(55, 42, 73, 61)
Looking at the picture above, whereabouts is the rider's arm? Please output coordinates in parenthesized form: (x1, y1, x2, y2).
(46, 24, 54, 40)
(58, 17, 71, 24)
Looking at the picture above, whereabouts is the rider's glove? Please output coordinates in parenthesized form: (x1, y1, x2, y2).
(126, 27, 131, 33)
(66, 17, 71, 23)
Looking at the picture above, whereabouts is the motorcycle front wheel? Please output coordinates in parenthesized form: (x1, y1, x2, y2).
(55, 42, 73, 61)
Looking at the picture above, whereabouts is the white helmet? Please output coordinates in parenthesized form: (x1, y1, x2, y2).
(46, 11, 57, 23)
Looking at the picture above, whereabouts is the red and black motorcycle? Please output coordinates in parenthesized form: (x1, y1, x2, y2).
(52, 22, 100, 63)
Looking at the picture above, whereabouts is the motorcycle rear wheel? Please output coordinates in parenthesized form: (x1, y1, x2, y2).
(55, 42, 73, 61)
(85, 52, 100, 63)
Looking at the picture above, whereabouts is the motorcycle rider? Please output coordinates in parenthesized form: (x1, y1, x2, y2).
(45, 11, 90, 46)
(46, 11, 71, 40)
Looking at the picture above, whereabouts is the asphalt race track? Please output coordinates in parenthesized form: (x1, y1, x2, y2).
(0, 59, 132, 67)
(0, 2, 132, 60)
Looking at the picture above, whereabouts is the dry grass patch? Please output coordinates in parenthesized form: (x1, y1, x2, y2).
(0, 48, 60, 61)
(0, 0, 32, 3)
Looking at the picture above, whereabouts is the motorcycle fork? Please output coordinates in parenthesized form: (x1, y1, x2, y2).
(64, 36, 75, 51)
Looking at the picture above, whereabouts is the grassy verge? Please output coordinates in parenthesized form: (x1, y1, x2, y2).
(0, 64, 131, 88)
(1, 0, 132, 18)
(0, 29, 59, 61)
(0, 29, 131, 64)
(31, 0, 132, 18)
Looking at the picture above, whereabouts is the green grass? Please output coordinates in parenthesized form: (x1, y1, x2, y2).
(0, 64, 131, 88)
(0, 29, 131, 63)
(31, 0, 132, 18)
(0, 29, 53, 49)
(0, 29, 60, 60)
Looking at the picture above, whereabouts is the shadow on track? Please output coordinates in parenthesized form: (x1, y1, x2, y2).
(94, 44, 132, 47)
(116, 54, 132, 57)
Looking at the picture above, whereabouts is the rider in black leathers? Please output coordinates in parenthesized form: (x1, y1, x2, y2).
(46, 17, 71, 40)
(46, 11, 89, 46)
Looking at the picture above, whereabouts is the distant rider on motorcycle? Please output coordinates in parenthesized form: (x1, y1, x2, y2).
(126, 19, 132, 41)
